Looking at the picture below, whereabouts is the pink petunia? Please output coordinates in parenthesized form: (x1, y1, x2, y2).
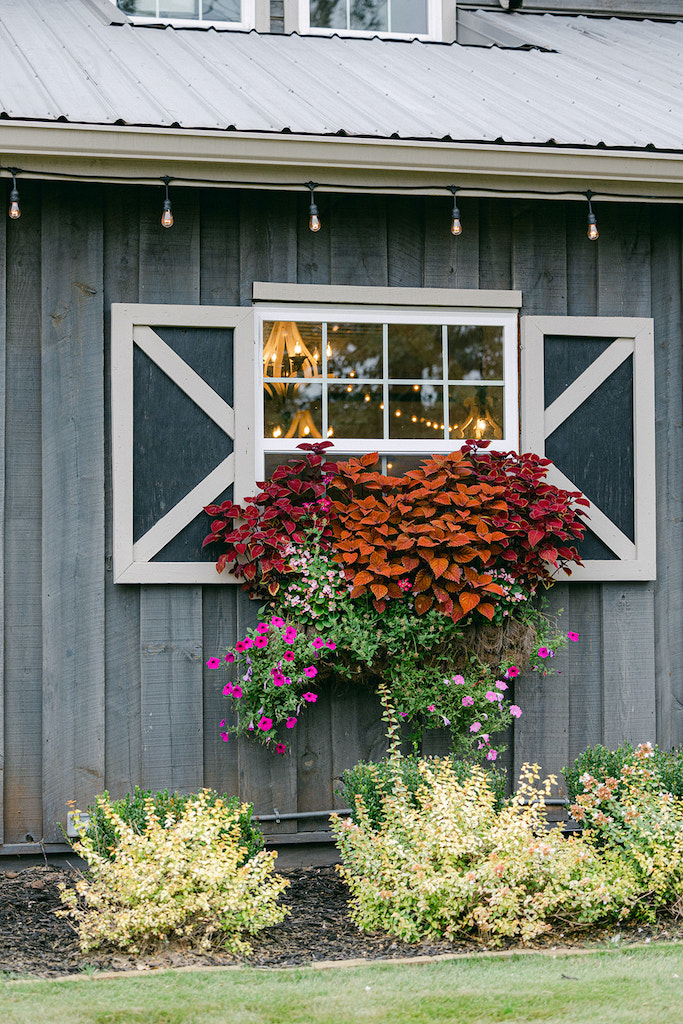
(283, 626, 298, 643)
(258, 716, 273, 731)
(470, 722, 482, 733)
(325, 641, 337, 650)
(302, 692, 318, 703)
(505, 665, 520, 678)
(219, 719, 226, 727)
(283, 650, 295, 662)
(225, 653, 236, 664)
(254, 637, 269, 649)
(222, 683, 234, 696)
(568, 631, 579, 642)
(206, 657, 220, 669)
(235, 641, 246, 653)
(286, 716, 297, 728)
(272, 675, 285, 688)
(452, 674, 465, 685)
(538, 646, 549, 659)
(485, 691, 501, 702)
(256, 623, 269, 634)
(271, 616, 285, 628)
(276, 743, 287, 755)
(495, 679, 508, 691)
(462, 695, 474, 707)
(312, 637, 325, 650)
(509, 705, 523, 718)
(303, 665, 318, 678)
(232, 686, 243, 699)
(427, 704, 436, 712)
(486, 749, 498, 761)
(399, 711, 408, 718)
(242, 637, 254, 649)
(221, 732, 230, 743)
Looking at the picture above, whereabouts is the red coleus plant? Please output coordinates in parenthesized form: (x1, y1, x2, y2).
(202, 442, 337, 598)
(330, 445, 588, 623)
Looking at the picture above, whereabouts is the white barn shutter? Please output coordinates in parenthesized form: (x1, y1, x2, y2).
(111, 304, 255, 583)
(521, 316, 655, 582)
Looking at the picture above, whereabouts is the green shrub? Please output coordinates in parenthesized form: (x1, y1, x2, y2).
(338, 754, 507, 830)
(72, 786, 263, 865)
(58, 790, 288, 955)
(563, 742, 683, 804)
(332, 759, 634, 945)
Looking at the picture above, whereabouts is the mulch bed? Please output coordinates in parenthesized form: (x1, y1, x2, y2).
(1, 864, 682, 979)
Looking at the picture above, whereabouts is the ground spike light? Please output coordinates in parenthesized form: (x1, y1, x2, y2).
(8, 169, 20, 220)
(161, 175, 174, 228)
(448, 185, 462, 235)
(306, 181, 321, 232)
(586, 189, 599, 241)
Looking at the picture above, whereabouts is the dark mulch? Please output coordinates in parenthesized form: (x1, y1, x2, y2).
(1, 864, 682, 979)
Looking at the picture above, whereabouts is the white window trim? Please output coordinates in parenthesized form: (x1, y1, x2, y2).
(110, 0, 257, 30)
(253, 284, 521, 479)
(521, 315, 656, 582)
(293, 0, 443, 41)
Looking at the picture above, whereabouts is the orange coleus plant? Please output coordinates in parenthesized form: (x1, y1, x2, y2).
(330, 445, 587, 623)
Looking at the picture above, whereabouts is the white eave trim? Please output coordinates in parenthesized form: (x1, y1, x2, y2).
(2, 121, 683, 197)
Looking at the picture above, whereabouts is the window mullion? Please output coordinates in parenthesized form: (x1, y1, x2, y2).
(382, 323, 389, 440)
(442, 323, 449, 441)
(321, 322, 328, 439)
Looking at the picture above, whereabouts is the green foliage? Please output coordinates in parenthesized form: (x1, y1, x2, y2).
(332, 759, 635, 945)
(74, 787, 263, 864)
(58, 790, 288, 955)
(563, 742, 683, 804)
(338, 754, 507, 830)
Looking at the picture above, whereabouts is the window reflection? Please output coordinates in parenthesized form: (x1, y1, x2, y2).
(450, 385, 504, 440)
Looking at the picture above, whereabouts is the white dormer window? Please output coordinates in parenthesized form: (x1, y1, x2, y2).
(113, 0, 256, 29)
(300, 0, 442, 40)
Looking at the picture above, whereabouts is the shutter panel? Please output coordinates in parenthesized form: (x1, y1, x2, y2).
(111, 304, 255, 583)
(521, 316, 655, 581)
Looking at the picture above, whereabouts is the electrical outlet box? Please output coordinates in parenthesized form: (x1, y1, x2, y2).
(66, 811, 91, 838)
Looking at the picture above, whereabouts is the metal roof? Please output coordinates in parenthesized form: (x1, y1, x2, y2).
(0, 0, 682, 151)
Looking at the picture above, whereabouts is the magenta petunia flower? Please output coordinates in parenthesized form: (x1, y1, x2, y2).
(568, 631, 579, 642)
(232, 686, 243, 699)
(325, 641, 337, 650)
(427, 704, 436, 712)
(206, 657, 220, 669)
(283, 626, 298, 643)
(302, 692, 318, 703)
(311, 637, 325, 650)
(506, 665, 520, 678)
(271, 616, 285, 628)
(286, 716, 297, 728)
(462, 695, 474, 707)
(399, 711, 408, 717)
(275, 743, 286, 755)
(256, 623, 269, 634)
(283, 650, 295, 662)
(272, 675, 285, 687)
(258, 716, 273, 731)
(242, 637, 254, 649)
(221, 732, 230, 743)
(495, 679, 508, 691)
(452, 674, 465, 685)
(486, 749, 498, 761)
(235, 641, 246, 653)
(225, 653, 236, 664)
(538, 646, 549, 658)
(470, 722, 482, 733)
(222, 683, 234, 696)
(509, 705, 523, 718)
(254, 636, 268, 649)
(303, 665, 318, 678)
(485, 691, 500, 702)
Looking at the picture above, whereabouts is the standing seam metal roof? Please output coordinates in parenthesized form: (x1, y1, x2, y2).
(0, 0, 682, 151)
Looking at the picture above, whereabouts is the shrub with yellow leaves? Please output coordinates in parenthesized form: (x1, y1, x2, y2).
(331, 758, 638, 945)
(58, 790, 288, 955)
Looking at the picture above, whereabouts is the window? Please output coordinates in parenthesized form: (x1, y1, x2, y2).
(255, 287, 520, 478)
(299, 0, 442, 40)
(113, 0, 255, 29)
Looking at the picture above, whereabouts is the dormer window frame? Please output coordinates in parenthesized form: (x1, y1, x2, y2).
(295, 0, 445, 42)
(110, 0, 257, 31)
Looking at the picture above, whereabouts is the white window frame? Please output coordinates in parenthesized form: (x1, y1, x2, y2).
(253, 283, 521, 479)
(110, 0, 257, 30)
(294, 0, 443, 41)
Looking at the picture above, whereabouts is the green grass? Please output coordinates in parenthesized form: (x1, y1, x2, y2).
(2, 946, 683, 1024)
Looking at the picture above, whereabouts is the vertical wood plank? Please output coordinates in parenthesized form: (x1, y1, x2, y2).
(103, 186, 142, 798)
(200, 188, 241, 307)
(297, 192, 331, 285)
(513, 201, 567, 315)
(329, 194, 388, 286)
(41, 182, 105, 841)
(597, 203, 656, 748)
(138, 185, 204, 795)
(3, 182, 44, 843)
(202, 587, 240, 797)
(387, 195, 424, 287)
(566, 583, 603, 767)
(0, 179, 6, 843)
(479, 199, 512, 291)
(424, 194, 479, 289)
(651, 206, 683, 750)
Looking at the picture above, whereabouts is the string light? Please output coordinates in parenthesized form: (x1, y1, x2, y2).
(161, 175, 174, 228)
(448, 185, 462, 236)
(586, 190, 599, 241)
(306, 180, 321, 232)
(8, 169, 20, 220)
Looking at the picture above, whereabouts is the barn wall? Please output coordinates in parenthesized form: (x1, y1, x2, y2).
(1, 181, 681, 848)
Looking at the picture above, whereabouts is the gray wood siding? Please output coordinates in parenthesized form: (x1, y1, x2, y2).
(0, 182, 678, 847)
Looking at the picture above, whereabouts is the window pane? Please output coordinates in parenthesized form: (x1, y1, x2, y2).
(310, 0, 347, 28)
(264, 383, 323, 440)
(326, 322, 382, 379)
(388, 324, 442, 380)
(391, 0, 427, 33)
(449, 385, 504, 440)
(389, 384, 444, 439)
(263, 321, 323, 381)
(158, 0, 199, 16)
(384, 454, 427, 476)
(448, 325, 504, 381)
(328, 384, 383, 439)
(351, 0, 387, 31)
(202, 0, 240, 18)
(117, 1, 156, 14)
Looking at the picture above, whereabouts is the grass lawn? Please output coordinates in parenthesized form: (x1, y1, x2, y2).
(2, 946, 683, 1024)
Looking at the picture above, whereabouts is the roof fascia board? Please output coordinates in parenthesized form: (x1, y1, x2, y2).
(2, 121, 683, 197)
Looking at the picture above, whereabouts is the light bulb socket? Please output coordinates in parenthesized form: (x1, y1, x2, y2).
(161, 176, 174, 228)
(306, 180, 321, 232)
(8, 171, 20, 220)
(586, 190, 598, 241)
(448, 185, 462, 235)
